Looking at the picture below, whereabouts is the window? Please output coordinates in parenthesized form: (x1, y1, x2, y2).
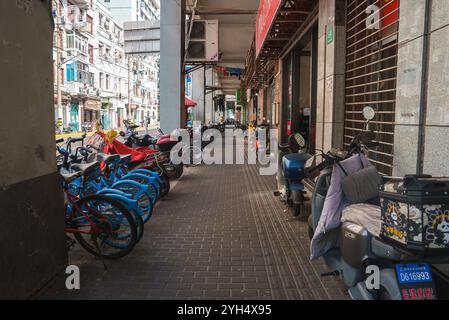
(106, 74, 110, 90)
(86, 15, 93, 34)
(66, 62, 93, 86)
(99, 72, 104, 89)
(113, 76, 117, 91)
(88, 45, 94, 64)
(66, 33, 88, 55)
(98, 43, 104, 57)
(104, 19, 110, 30)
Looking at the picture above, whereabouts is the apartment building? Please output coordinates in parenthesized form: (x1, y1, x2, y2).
(101, 0, 160, 24)
(53, 0, 158, 131)
(102, 0, 161, 125)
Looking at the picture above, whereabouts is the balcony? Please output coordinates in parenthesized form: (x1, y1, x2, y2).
(69, 0, 90, 9)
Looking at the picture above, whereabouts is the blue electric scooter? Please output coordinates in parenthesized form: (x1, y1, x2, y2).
(277, 133, 312, 217)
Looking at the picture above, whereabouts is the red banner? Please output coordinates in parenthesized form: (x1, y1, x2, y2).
(255, 0, 282, 58)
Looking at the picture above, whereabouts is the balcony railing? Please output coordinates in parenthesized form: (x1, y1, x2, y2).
(69, 0, 90, 9)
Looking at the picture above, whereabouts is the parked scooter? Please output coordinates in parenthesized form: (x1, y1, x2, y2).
(120, 121, 184, 180)
(305, 107, 449, 300)
(277, 133, 312, 217)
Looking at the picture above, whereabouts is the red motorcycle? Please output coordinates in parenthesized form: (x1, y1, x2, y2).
(120, 122, 183, 179)
(86, 132, 173, 197)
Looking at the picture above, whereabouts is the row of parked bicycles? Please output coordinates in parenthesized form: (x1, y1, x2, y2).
(56, 127, 183, 261)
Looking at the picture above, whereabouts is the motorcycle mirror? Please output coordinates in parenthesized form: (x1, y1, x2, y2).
(294, 133, 306, 148)
(363, 106, 376, 121)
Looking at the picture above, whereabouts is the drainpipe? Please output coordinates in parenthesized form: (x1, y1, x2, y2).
(416, 0, 432, 175)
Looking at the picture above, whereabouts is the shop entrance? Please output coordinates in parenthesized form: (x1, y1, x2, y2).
(69, 103, 79, 131)
(281, 24, 318, 153)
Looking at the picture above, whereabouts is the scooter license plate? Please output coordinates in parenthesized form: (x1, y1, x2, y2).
(395, 263, 437, 300)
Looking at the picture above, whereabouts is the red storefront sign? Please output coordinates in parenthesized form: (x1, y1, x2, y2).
(382, 0, 399, 28)
(255, 0, 282, 58)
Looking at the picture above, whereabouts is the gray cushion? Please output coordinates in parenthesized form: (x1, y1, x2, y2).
(342, 165, 381, 204)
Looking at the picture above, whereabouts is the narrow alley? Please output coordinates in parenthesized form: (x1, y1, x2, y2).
(38, 162, 347, 300)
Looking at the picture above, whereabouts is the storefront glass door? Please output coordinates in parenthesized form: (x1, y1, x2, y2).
(70, 103, 79, 131)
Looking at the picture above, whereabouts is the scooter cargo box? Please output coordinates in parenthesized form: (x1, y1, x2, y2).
(379, 175, 449, 254)
(282, 153, 309, 180)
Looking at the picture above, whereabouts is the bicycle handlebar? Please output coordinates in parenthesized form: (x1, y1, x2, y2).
(70, 137, 85, 143)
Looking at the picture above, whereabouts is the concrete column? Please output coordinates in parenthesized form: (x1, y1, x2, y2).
(191, 67, 205, 123)
(0, 1, 66, 298)
(392, 0, 426, 176)
(160, 0, 185, 133)
(316, 0, 346, 152)
(205, 68, 214, 124)
(422, 0, 449, 176)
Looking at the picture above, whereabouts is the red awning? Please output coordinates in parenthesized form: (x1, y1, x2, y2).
(185, 96, 197, 107)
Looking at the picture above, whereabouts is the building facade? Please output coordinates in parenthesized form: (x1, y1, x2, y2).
(52, 0, 160, 132)
(102, 0, 161, 125)
(244, 0, 449, 178)
(101, 0, 160, 24)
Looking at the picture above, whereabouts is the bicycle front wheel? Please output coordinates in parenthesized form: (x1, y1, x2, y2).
(71, 194, 138, 259)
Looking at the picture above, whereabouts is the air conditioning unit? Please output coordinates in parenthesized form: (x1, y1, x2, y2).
(60, 51, 68, 61)
(73, 21, 88, 32)
(186, 20, 219, 63)
(88, 87, 98, 95)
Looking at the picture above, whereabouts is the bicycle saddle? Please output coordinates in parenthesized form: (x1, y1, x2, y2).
(61, 172, 81, 183)
(96, 153, 121, 165)
(71, 162, 100, 176)
(119, 154, 132, 164)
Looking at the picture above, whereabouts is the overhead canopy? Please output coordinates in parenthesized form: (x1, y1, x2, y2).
(185, 96, 197, 107)
(246, 0, 317, 89)
(186, 0, 260, 95)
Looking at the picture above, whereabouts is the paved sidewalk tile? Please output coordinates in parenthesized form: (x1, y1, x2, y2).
(37, 161, 348, 300)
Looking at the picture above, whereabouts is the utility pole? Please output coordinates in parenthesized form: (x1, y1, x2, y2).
(56, 8, 63, 130)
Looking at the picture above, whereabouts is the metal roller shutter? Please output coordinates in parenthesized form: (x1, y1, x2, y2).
(344, 0, 400, 175)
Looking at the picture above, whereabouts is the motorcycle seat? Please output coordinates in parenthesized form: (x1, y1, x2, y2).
(71, 162, 101, 177)
(61, 171, 81, 183)
(341, 203, 381, 237)
(96, 153, 121, 165)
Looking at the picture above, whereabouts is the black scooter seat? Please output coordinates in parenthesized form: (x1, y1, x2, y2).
(119, 154, 132, 164)
(96, 153, 121, 165)
(71, 162, 100, 176)
(61, 171, 81, 183)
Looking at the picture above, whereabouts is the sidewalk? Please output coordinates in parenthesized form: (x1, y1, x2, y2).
(37, 159, 348, 300)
